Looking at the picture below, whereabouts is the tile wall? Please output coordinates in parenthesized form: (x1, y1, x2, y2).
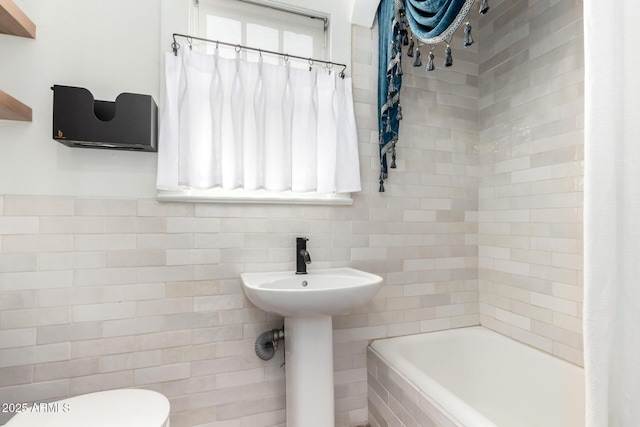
(0, 24, 479, 427)
(477, 0, 584, 365)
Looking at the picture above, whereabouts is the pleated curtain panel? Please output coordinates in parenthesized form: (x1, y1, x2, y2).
(157, 48, 361, 194)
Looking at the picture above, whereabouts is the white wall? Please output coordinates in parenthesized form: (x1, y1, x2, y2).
(0, 0, 356, 199)
(0, 0, 162, 198)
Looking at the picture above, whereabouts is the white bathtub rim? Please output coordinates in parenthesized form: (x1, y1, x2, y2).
(369, 325, 584, 427)
(369, 342, 496, 427)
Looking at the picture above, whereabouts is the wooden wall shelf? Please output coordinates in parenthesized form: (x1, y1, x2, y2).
(0, 89, 32, 121)
(0, 0, 35, 121)
(0, 0, 36, 38)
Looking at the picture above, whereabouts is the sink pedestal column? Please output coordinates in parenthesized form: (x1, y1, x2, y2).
(284, 315, 334, 427)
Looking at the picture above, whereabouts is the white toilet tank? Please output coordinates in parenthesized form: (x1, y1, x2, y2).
(5, 389, 170, 427)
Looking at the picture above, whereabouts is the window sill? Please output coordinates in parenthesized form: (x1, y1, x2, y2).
(157, 189, 353, 205)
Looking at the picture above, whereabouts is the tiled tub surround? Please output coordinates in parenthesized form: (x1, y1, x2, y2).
(367, 327, 585, 427)
(476, 0, 584, 364)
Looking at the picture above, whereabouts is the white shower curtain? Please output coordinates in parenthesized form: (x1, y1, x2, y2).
(157, 48, 361, 194)
(584, 2, 640, 426)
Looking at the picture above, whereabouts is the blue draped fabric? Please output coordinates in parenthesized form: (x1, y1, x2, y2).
(377, 0, 401, 192)
(377, 0, 481, 192)
(405, 0, 473, 43)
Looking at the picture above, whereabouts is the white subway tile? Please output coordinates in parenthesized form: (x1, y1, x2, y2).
(0, 328, 36, 349)
(72, 302, 136, 322)
(38, 251, 105, 271)
(136, 330, 192, 351)
(194, 295, 243, 312)
(71, 337, 135, 359)
(1, 235, 74, 253)
(101, 350, 162, 373)
(403, 210, 437, 222)
(102, 317, 165, 338)
(0, 290, 38, 312)
(69, 371, 133, 395)
(0, 366, 33, 387)
(167, 217, 221, 233)
(36, 322, 102, 345)
(216, 368, 264, 389)
(106, 250, 165, 267)
(166, 249, 220, 266)
(0, 217, 39, 235)
(137, 200, 194, 217)
(104, 283, 165, 302)
(0, 343, 70, 368)
(38, 287, 104, 308)
(419, 318, 451, 333)
(40, 216, 106, 234)
(2, 270, 73, 291)
(138, 266, 193, 283)
(0, 253, 37, 273)
(494, 307, 531, 330)
(194, 233, 245, 249)
(75, 198, 137, 216)
(192, 325, 243, 345)
(1, 307, 70, 329)
(403, 283, 435, 297)
(530, 292, 578, 316)
(0, 380, 68, 404)
(106, 217, 166, 233)
(74, 234, 137, 251)
(4, 196, 74, 216)
(136, 298, 192, 317)
(73, 267, 138, 287)
(33, 358, 100, 382)
(134, 363, 190, 385)
(137, 233, 193, 250)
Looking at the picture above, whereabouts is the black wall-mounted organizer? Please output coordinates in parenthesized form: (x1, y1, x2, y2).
(52, 85, 158, 152)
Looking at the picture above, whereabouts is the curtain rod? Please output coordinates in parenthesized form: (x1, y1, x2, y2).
(234, 0, 329, 31)
(171, 33, 346, 78)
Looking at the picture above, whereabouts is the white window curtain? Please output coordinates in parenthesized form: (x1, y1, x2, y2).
(157, 48, 361, 195)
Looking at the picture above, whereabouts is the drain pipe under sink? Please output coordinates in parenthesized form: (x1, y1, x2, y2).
(255, 328, 284, 360)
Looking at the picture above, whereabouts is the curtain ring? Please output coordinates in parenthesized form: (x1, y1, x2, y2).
(235, 45, 241, 53)
(187, 37, 193, 50)
(308, 58, 313, 71)
(326, 62, 333, 75)
(171, 41, 180, 56)
(284, 54, 289, 62)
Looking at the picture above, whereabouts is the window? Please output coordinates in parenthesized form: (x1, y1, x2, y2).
(194, 0, 327, 66)
(158, 0, 358, 205)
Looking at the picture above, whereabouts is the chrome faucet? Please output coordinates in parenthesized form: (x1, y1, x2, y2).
(296, 237, 311, 274)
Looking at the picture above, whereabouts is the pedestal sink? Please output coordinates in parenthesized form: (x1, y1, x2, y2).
(240, 267, 383, 427)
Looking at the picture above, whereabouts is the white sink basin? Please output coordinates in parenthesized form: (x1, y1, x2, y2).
(240, 267, 383, 317)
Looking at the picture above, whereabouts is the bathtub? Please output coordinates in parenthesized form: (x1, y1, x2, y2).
(367, 326, 584, 427)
